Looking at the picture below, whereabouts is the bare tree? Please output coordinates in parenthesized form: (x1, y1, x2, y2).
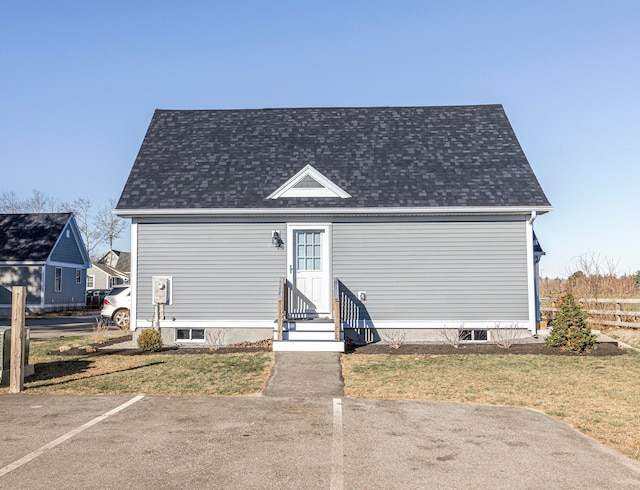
(1, 189, 67, 213)
(0, 191, 23, 213)
(95, 198, 126, 265)
(25, 189, 58, 213)
(67, 197, 102, 259)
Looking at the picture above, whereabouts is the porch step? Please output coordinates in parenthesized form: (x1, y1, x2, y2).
(284, 320, 335, 332)
(276, 329, 338, 341)
(273, 340, 345, 352)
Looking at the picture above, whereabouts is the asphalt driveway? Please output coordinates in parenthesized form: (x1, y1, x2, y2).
(1, 394, 639, 489)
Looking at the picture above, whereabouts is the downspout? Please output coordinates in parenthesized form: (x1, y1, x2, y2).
(526, 211, 538, 335)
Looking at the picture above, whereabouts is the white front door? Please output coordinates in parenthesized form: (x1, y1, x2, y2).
(287, 224, 331, 317)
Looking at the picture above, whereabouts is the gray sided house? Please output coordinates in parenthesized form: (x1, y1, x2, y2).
(117, 105, 551, 351)
(0, 213, 91, 318)
(86, 263, 129, 290)
(87, 250, 131, 289)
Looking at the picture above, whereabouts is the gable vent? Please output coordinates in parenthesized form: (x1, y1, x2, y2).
(293, 175, 324, 189)
(267, 165, 351, 199)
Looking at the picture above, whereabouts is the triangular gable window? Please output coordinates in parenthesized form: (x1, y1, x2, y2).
(267, 165, 351, 199)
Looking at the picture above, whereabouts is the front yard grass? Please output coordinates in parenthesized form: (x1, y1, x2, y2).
(342, 351, 640, 461)
(1, 336, 273, 396)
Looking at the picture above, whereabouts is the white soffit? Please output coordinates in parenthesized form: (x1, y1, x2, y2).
(267, 164, 351, 199)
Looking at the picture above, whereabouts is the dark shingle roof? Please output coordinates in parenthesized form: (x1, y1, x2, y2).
(0, 213, 71, 262)
(114, 252, 130, 272)
(97, 250, 131, 272)
(91, 262, 130, 279)
(117, 105, 550, 211)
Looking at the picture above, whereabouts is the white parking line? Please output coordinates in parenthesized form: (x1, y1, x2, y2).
(0, 395, 144, 477)
(331, 397, 344, 490)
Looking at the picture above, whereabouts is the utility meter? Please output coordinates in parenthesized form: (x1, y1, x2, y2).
(152, 276, 171, 305)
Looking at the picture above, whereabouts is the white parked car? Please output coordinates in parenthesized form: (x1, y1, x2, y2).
(101, 285, 131, 328)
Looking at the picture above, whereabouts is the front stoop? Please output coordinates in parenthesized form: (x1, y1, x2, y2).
(273, 320, 344, 352)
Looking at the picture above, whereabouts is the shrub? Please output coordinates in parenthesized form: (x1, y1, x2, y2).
(545, 294, 597, 353)
(137, 328, 163, 352)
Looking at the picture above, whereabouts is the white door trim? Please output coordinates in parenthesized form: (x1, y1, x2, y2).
(286, 223, 332, 316)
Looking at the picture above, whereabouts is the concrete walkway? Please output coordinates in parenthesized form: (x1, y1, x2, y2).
(264, 352, 344, 397)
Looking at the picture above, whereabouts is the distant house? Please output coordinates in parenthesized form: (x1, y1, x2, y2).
(97, 250, 131, 271)
(86, 250, 131, 289)
(116, 105, 552, 351)
(86, 263, 129, 290)
(0, 213, 91, 317)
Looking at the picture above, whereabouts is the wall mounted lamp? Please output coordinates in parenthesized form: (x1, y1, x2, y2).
(272, 230, 283, 248)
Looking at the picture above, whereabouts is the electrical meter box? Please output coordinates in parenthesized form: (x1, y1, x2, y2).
(152, 276, 172, 305)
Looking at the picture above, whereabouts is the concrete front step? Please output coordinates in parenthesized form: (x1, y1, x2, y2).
(272, 340, 345, 352)
(277, 330, 339, 341)
(284, 320, 336, 332)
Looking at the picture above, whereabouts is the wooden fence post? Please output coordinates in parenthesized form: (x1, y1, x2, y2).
(10, 286, 26, 394)
(333, 279, 341, 341)
(277, 278, 284, 341)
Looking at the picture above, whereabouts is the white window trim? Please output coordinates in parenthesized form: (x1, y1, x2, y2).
(175, 328, 206, 343)
(267, 164, 351, 199)
(87, 275, 95, 288)
(75, 269, 82, 284)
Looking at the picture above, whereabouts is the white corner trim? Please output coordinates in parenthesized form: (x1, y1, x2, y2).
(267, 164, 351, 199)
(130, 219, 138, 331)
(525, 219, 537, 334)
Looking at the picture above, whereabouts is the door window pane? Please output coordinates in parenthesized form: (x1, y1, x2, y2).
(295, 231, 322, 271)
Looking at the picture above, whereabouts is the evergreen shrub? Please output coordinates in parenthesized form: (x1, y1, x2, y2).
(137, 328, 163, 352)
(545, 293, 597, 353)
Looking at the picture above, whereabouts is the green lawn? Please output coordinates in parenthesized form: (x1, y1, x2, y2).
(3, 336, 273, 396)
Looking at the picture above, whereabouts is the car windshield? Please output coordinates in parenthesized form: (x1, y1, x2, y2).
(109, 286, 130, 296)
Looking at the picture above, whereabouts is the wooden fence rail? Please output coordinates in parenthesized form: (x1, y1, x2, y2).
(541, 297, 640, 329)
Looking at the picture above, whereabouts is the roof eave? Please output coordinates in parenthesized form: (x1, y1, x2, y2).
(116, 205, 553, 219)
(0, 261, 47, 266)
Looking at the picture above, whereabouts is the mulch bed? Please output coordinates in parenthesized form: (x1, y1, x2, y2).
(49, 335, 272, 357)
(347, 341, 626, 356)
(48, 334, 627, 357)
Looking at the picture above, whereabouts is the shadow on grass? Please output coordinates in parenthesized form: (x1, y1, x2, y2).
(29, 360, 94, 382)
(27, 359, 166, 388)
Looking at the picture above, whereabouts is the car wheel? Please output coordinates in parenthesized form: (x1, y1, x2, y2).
(113, 309, 130, 329)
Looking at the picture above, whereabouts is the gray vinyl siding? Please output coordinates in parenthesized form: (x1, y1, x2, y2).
(50, 224, 85, 264)
(136, 222, 286, 320)
(43, 265, 86, 307)
(0, 266, 43, 305)
(332, 220, 529, 321)
(86, 268, 111, 290)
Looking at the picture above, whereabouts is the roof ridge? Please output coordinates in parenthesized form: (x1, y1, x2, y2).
(153, 104, 504, 113)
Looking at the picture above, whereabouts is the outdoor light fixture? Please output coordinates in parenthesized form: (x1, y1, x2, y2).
(272, 230, 283, 248)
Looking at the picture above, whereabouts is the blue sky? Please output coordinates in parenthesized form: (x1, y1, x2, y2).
(1, 1, 638, 278)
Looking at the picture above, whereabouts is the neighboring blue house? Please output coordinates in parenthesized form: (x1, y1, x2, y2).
(116, 105, 552, 351)
(0, 213, 91, 317)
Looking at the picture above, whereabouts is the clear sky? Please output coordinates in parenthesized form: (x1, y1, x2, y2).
(1, 1, 638, 278)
